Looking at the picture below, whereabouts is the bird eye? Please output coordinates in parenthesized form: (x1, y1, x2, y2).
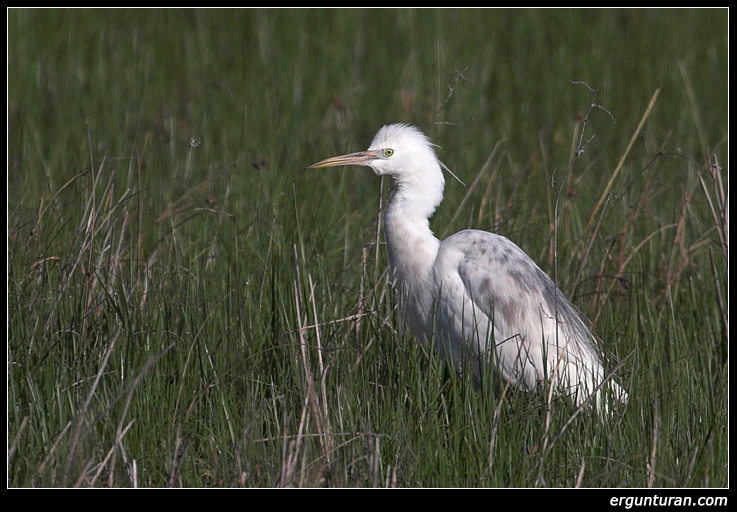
(384, 149, 394, 157)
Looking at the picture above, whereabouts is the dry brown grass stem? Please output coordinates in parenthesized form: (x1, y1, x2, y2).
(585, 88, 661, 233)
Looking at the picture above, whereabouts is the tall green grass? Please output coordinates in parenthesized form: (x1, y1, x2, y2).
(8, 9, 727, 487)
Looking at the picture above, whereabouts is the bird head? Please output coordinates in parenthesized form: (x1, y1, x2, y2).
(307, 124, 443, 185)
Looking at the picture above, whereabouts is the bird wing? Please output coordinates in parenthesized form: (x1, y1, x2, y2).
(432, 229, 606, 400)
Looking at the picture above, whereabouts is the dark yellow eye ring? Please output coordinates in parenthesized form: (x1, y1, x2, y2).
(384, 149, 394, 157)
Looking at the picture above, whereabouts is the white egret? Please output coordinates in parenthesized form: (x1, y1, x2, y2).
(308, 124, 627, 410)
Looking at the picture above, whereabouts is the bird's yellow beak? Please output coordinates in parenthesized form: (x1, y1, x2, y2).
(306, 150, 380, 169)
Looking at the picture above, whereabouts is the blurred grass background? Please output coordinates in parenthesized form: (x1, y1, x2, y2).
(8, 8, 727, 487)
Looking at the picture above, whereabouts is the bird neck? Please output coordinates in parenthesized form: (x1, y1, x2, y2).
(383, 177, 443, 292)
